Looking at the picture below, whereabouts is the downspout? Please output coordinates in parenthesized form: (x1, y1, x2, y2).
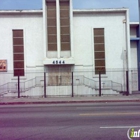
(123, 19, 127, 91)
(43, 0, 47, 59)
(125, 9, 132, 94)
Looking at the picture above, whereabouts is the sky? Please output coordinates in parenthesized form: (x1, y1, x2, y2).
(0, 0, 139, 22)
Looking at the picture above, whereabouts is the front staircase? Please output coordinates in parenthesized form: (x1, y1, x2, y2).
(0, 75, 123, 96)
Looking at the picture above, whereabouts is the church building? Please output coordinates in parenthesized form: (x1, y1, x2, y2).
(0, 0, 139, 97)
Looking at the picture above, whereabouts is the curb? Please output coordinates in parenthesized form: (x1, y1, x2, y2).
(0, 100, 140, 105)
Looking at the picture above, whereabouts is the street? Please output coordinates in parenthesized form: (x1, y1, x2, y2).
(0, 102, 140, 140)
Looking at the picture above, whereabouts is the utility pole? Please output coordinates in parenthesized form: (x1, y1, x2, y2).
(139, 0, 140, 21)
(138, 0, 140, 90)
(138, 0, 140, 44)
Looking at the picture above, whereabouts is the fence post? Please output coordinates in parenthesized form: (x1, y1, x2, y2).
(126, 70, 129, 96)
(44, 72, 47, 98)
(111, 81, 113, 90)
(99, 71, 101, 96)
(18, 75, 20, 98)
(72, 72, 74, 97)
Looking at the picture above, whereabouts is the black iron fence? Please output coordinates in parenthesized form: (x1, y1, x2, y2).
(0, 69, 138, 97)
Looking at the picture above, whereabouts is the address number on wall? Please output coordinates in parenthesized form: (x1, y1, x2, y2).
(52, 60, 65, 64)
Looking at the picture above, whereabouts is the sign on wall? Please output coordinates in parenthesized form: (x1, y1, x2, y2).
(0, 60, 7, 72)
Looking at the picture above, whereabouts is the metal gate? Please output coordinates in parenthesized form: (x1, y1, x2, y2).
(46, 66, 72, 96)
(131, 70, 138, 91)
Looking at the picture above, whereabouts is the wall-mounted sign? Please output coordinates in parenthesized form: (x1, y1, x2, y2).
(0, 60, 7, 72)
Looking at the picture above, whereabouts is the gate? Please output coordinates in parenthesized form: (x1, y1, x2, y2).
(45, 66, 72, 96)
(131, 70, 138, 91)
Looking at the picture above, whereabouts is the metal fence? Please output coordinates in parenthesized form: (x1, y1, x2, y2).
(0, 69, 138, 97)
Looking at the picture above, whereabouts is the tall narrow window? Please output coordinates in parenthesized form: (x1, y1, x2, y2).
(13, 30, 24, 76)
(60, 0, 70, 51)
(47, 1, 57, 51)
(94, 28, 106, 74)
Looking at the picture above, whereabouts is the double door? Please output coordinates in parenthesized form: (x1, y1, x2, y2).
(47, 66, 72, 86)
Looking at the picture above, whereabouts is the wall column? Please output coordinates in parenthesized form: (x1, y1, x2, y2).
(56, 0, 61, 58)
(137, 26, 140, 90)
(137, 0, 140, 90)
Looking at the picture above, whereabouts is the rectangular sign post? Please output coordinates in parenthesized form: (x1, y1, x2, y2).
(126, 70, 129, 96)
(138, 0, 140, 90)
(18, 75, 20, 98)
(99, 71, 101, 97)
(72, 72, 74, 97)
(44, 72, 47, 98)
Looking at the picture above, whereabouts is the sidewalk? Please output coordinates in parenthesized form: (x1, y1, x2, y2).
(0, 94, 140, 105)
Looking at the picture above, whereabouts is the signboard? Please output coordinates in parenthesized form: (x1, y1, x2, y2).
(0, 60, 7, 72)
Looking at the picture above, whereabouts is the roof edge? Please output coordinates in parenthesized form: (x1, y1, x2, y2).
(0, 10, 42, 14)
(73, 8, 128, 13)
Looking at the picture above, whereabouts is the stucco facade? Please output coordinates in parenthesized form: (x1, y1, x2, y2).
(0, 11, 44, 71)
(73, 10, 129, 70)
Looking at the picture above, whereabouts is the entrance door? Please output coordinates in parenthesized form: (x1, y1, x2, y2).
(47, 66, 72, 86)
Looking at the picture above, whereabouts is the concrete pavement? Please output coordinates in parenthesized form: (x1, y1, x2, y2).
(0, 94, 140, 105)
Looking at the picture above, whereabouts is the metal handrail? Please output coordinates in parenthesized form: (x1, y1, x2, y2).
(83, 76, 96, 89)
(0, 82, 17, 95)
(0, 75, 123, 95)
(0, 76, 42, 95)
(111, 80, 123, 92)
(94, 80, 122, 92)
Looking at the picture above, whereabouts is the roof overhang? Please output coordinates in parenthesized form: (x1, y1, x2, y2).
(0, 10, 43, 15)
(73, 8, 128, 14)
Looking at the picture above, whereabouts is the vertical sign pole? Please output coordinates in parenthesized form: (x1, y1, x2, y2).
(126, 71, 129, 96)
(72, 72, 74, 97)
(18, 75, 20, 98)
(138, 0, 140, 90)
(44, 72, 47, 98)
(99, 71, 101, 97)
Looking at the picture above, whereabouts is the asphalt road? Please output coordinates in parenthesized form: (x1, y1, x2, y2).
(0, 102, 140, 140)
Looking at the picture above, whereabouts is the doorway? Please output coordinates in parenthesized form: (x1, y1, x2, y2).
(47, 65, 72, 86)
